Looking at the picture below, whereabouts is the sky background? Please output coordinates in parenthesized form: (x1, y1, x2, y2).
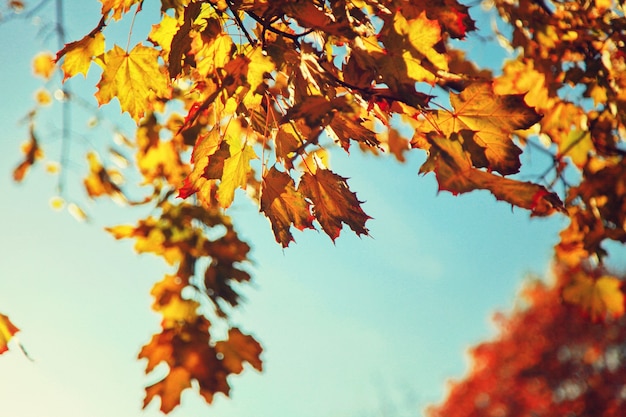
(0, 2, 578, 417)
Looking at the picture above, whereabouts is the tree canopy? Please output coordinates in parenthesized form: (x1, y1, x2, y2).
(4, 0, 626, 414)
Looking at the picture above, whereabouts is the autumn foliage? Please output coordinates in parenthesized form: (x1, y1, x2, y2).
(428, 263, 626, 417)
(6, 0, 626, 414)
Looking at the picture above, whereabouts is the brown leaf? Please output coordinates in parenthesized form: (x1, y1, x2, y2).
(215, 328, 263, 374)
(414, 83, 542, 175)
(422, 133, 563, 216)
(299, 169, 371, 241)
(260, 167, 314, 247)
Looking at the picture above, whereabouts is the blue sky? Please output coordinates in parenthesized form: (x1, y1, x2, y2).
(0, 2, 569, 417)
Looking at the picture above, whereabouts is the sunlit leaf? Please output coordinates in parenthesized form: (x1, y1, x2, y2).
(562, 273, 625, 321)
(32, 52, 55, 79)
(260, 167, 314, 247)
(0, 313, 19, 355)
(96, 44, 169, 120)
(57, 32, 105, 80)
(299, 169, 370, 241)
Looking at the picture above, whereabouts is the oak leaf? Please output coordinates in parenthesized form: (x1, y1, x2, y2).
(562, 273, 625, 321)
(299, 169, 370, 241)
(260, 167, 314, 247)
(95, 44, 169, 121)
(0, 313, 19, 355)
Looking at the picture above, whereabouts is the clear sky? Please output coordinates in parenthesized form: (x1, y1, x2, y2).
(0, 2, 569, 417)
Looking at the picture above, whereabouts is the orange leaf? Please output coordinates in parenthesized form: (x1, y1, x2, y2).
(144, 367, 192, 413)
(562, 273, 625, 321)
(415, 82, 542, 175)
(299, 169, 370, 241)
(96, 44, 169, 121)
(215, 328, 263, 374)
(0, 313, 19, 355)
(422, 133, 563, 216)
(260, 167, 314, 247)
(13, 125, 42, 182)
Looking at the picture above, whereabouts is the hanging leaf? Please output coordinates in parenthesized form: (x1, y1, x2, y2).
(260, 167, 314, 247)
(56, 32, 105, 80)
(562, 273, 625, 321)
(96, 44, 169, 120)
(299, 169, 370, 241)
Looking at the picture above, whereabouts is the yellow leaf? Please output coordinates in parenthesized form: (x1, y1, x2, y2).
(562, 273, 625, 321)
(148, 14, 179, 55)
(0, 313, 19, 355)
(35, 89, 52, 105)
(101, 0, 141, 20)
(217, 129, 258, 208)
(138, 139, 187, 187)
(32, 52, 56, 79)
(395, 11, 448, 72)
(559, 129, 593, 169)
(96, 44, 169, 121)
(58, 32, 105, 80)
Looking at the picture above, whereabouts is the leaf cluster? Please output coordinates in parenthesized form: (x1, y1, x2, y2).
(9, 0, 626, 412)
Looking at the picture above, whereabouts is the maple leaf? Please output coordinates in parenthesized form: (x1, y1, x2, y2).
(148, 14, 178, 56)
(215, 328, 263, 374)
(299, 169, 370, 241)
(178, 119, 258, 208)
(393, 11, 448, 73)
(562, 273, 625, 321)
(0, 313, 19, 355)
(138, 328, 175, 373)
(217, 130, 258, 208)
(101, 0, 141, 20)
(144, 366, 192, 413)
(96, 44, 169, 121)
(56, 32, 105, 80)
(422, 133, 563, 216)
(415, 83, 542, 175)
(260, 167, 314, 247)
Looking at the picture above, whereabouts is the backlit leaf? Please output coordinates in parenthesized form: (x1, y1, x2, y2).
(57, 32, 105, 80)
(260, 167, 314, 247)
(416, 83, 542, 175)
(96, 44, 169, 121)
(0, 313, 19, 355)
(216, 129, 258, 208)
(299, 169, 370, 241)
(101, 0, 141, 20)
(215, 328, 263, 374)
(32, 52, 55, 79)
(422, 133, 563, 216)
(562, 273, 625, 321)
(144, 366, 192, 413)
